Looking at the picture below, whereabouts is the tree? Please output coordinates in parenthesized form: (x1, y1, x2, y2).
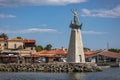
(84, 47, 90, 52)
(16, 36, 22, 39)
(36, 45, 44, 52)
(44, 44, 52, 50)
(0, 33, 8, 39)
(108, 48, 119, 53)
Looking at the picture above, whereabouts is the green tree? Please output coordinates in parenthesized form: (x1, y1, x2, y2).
(84, 47, 90, 51)
(36, 45, 44, 52)
(16, 36, 22, 39)
(44, 44, 52, 50)
(108, 48, 119, 53)
(0, 33, 8, 39)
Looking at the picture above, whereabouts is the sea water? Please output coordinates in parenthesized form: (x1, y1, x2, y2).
(0, 68, 120, 80)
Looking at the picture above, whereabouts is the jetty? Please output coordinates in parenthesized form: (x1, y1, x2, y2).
(0, 63, 102, 72)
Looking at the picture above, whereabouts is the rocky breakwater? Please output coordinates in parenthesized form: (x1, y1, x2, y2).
(0, 63, 102, 72)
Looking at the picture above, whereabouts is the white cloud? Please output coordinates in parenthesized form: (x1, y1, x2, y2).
(81, 5, 120, 18)
(82, 31, 108, 35)
(0, 14, 16, 18)
(0, 0, 86, 7)
(0, 28, 57, 34)
(0, 27, 107, 35)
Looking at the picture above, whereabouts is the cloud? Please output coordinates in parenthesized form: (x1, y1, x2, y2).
(0, 14, 16, 18)
(0, 28, 58, 34)
(81, 5, 120, 18)
(82, 31, 108, 35)
(0, 0, 86, 7)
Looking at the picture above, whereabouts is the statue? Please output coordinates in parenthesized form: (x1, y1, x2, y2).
(71, 9, 79, 25)
(70, 9, 82, 29)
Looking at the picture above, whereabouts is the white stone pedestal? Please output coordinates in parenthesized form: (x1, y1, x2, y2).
(67, 29, 85, 63)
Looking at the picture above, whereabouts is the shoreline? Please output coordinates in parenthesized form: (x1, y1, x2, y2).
(0, 62, 102, 72)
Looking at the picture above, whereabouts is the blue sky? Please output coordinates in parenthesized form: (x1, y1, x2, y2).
(0, 0, 120, 50)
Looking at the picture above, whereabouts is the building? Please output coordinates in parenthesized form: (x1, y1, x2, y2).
(33, 49, 67, 63)
(0, 38, 8, 50)
(0, 38, 36, 55)
(0, 37, 36, 64)
(7, 38, 23, 49)
(85, 50, 120, 66)
(0, 55, 18, 64)
(23, 39, 36, 51)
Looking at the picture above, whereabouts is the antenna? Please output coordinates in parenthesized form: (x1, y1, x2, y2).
(107, 42, 109, 50)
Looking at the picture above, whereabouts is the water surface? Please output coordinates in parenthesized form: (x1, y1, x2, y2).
(0, 68, 120, 80)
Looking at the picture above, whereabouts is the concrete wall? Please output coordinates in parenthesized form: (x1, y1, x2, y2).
(0, 41, 7, 50)
(8, 40, 23, 49)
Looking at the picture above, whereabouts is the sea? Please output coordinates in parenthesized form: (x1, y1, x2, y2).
(0, 68, 120, 80)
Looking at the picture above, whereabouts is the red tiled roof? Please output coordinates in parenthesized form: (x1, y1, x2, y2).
(84, 50, 101, 56)
(98, 50, 120, 59)
(85, 50, 120, 59)
(23, 39, 36, 43)
(84, 51, 96, 56)
(34, 49, 67, 55)
(0, 38, 7, 41)
(33, 49, 67, 57)
(48, 49, 67, 54)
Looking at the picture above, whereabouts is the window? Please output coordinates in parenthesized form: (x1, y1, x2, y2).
(79, 55, 82, 62)
(23, 45, 25, 49)
(14, 44, 16, 49)
(4, 44, 7, 46)
(31, 47, 33, 50)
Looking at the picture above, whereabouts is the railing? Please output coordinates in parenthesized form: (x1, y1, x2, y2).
(97, 62, 120, 67)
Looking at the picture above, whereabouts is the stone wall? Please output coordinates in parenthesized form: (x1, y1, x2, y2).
(0, 63, 102, 72)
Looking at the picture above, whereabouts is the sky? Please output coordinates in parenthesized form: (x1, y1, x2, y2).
(0, 0, 120, 50)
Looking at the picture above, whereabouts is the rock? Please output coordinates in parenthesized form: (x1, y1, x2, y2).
(0, 63, 102, 72)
